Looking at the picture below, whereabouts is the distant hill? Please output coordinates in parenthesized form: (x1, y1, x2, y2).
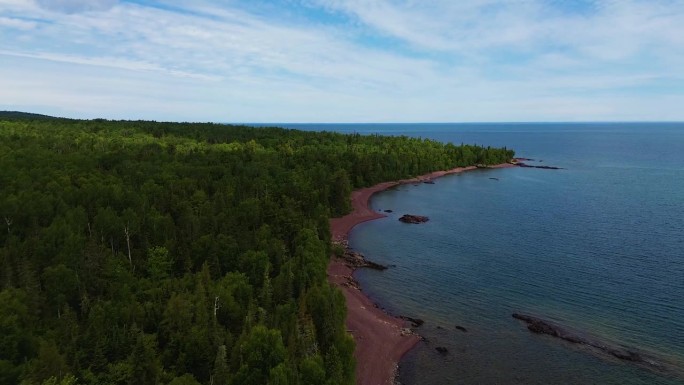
(0, 111, 63, 120)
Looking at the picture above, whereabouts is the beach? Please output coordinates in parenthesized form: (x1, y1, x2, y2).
(327, 164, 514, 385)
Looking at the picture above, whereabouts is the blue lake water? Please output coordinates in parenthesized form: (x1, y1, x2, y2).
(282, 123, 684, 384)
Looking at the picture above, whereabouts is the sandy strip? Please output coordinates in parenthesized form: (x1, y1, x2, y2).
(328, 163, 513, 385)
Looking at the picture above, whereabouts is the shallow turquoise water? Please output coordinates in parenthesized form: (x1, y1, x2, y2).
(285, 123, 684, 384)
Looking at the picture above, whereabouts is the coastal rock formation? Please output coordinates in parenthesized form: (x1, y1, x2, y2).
(399, 316, 424, 328)
(516, 163, 563, 170)
(342, 276, 361, 291)
(334, 240, 387, 270)
(510, 157, 562, 169)
(512, 313, 583, 343)
(342, 249, 387, 270)
(399, 214, 429, 224)
(512, 313, 661, 369)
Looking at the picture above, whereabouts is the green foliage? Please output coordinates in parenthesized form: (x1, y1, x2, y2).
(299, 355, 326, 385)
(0, 288, 35, 365)
(21, 339, 69, 385)
(147, 246, 173, 281)
(41, 264, 78, 318)
(0, 115, 514, 385)
(231, 326, 286, 385)
(212, 345, 230, 385)
(167, 374, 201, 385)
(40, 374, 78, 385)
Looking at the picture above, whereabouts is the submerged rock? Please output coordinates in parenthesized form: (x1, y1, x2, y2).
(400, 316, 424, 328)
(512, 313, 662, 370)
(435, 347, 449, 355)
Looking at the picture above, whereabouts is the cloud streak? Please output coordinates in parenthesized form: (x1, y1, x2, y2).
(0, 0, 682, 122)
(35, 0, 118, 13)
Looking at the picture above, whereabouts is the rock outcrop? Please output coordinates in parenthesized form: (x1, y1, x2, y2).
(399, 214, 429, 224)
(335, 242, 388, 270)
(515, 162, 563, 170)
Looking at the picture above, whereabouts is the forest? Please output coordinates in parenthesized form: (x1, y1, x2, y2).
(0, 113, 514, 385)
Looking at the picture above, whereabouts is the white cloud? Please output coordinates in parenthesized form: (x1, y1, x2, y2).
(0, 0, 683, 121)
(0, 49, 221, 80)
(315, 0, 684, 62)
(0, 16, 36, 29)
(35, 0, 118, 13)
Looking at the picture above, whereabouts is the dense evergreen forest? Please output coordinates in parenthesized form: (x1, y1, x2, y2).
(0, 113, 514, 385)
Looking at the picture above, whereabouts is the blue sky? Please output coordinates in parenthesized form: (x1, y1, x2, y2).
(1, 0, 683, 122)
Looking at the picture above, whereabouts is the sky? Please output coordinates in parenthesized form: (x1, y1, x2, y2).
(1, 0, 683, 123)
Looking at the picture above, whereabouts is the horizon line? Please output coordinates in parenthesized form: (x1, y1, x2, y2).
(2, 111, 684, 125)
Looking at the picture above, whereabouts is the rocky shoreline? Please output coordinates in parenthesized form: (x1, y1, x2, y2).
(328, 163, 515, 385)
(335, 240, 388, 270)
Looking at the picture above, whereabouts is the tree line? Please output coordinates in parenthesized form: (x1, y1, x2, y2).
(0, 114, 514, 385)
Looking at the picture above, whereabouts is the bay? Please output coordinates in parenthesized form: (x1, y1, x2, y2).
(282, 123, 684, 384)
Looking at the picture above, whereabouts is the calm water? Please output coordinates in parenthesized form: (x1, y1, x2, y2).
(284, 123, 684, 384)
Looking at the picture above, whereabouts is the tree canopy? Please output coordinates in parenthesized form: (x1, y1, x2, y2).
(0, 114, 513, 385)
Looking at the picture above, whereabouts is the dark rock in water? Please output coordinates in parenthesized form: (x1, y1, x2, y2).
(489, 177, 499, 181)
(526, 319, 559, 336)
(512, 313, 662, 370)
(423, 180, 435, 184)
(608, 348, 643, 362)
(455, 325, 468, 332)
(339, 248, 388, 270)
(384, 209, 393, 213)
(400, 316, 424, 328)
(435, 346, 449, 355)
(516, 162, 563, 170)
(513, 313, 582, 343)
(364, 260, 388, 270)
(399, 214, 429, 224)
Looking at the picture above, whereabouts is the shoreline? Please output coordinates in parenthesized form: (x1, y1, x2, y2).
(327, 163, 514, 385)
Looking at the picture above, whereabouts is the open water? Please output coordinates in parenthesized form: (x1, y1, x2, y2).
(282, 123, 684, 385)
